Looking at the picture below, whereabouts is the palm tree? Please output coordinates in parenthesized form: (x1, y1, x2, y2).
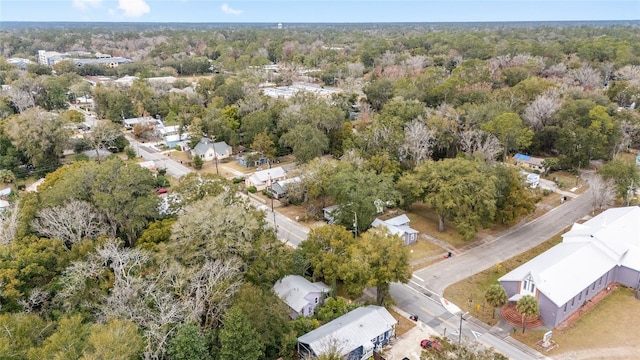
(516, 295, 539, 333)
(485, 283, 508, 319)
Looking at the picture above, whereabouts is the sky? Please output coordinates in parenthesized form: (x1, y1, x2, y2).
(0, 0, 638, 23)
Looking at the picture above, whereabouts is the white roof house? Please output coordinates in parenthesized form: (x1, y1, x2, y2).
(297, 305, 397, 358)
(371, 214, 419, 245)
(246, 166, 286, 189)
(500, 206, 640, 327)
(273, 275, 330, 317)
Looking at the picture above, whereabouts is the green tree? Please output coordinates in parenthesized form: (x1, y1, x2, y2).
(83, 319, 145, 360)
(5, 109, 71, 175)
(484, 284, 508, 319)
(359, 229, 412, 305)
(232, 283, 291, 359)
(316, 297, 356, 322)
(493, 165, 537, 225)
(0, 236, 69, 311)
(280, 124, 329, 163)
(482, 112, 533, 161)
(363, 79, 395, 111)
(218, 306, 264, 360)
(298, 225, 356, 292)
(192, 153, 203, 169)
(516, 295, 539, 333)
(410, 158, 497, 240)
(166, 323, 212, 360)
(136, 218, 176, 251)
(251, 131, 277, 160)
(599, 157, 640, 204)
(328, 167, 399, 233)
(0, 313, 51, 359)
(168, 193, 264, 266)
(28, 315, 89, 360)
(36, 157, 160, 246)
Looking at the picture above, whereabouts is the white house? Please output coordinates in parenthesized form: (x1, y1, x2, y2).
(297, 306, 397, 360)
(499, 206, 640, 328)
(371, 214, 419, 245)
(191, 138, 232, 161)
(245, 166, 286, 190)
(273, 275, 331, 319)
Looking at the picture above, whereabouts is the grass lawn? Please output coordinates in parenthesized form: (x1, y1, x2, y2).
(511, 287, 640, 356)
(405, 202, 467, 248)
(443, 233, 564, 326)
(407, 239, 443, 263)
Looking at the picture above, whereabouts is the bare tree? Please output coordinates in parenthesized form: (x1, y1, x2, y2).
(0, 204, 19, 245)
(568, 64, 602, 89)
(7, 87, 35, 113)
(85, 121, 123, 162)
(615, 65, 640, 86)
(459, 129, 502, 163)
(345, 62, 365, 78)
(400, 118, 436, 168)
(378, 50, 397, 67)
(31, 200, 111, 247)
(18, 288, 50, 314)
(523, 89, 562, 130)
(183, 260, 243, 328)
(588, 175, 616, 214)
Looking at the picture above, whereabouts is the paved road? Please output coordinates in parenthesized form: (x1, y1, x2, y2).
(391, 281, 549, 359)
(388, 189, 594, 359)
(411, 189, 593, 295)
(126, 136, 192, 178)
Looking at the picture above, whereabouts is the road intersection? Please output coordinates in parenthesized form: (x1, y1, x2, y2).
(131, 142, 592, 358)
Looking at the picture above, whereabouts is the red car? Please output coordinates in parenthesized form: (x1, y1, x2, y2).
(420, 339, 442, 351)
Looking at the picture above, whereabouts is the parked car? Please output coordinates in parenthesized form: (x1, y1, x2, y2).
(420, 339, 442, 351)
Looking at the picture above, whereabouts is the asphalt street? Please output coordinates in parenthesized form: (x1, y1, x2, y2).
(389, 189, 594, 359)
(126, 136, 192, 178)
(412, 189, 594, 295)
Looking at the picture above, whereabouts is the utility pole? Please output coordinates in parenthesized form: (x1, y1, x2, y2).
(458, 312, 469, 346)
(212, 136, 219, 175)
(269, 173, 276, 233)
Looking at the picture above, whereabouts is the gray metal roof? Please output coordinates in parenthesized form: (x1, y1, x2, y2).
(193, 138, 231, 157)
(298, 305, 396, 357)
(273, 275, 330, 312)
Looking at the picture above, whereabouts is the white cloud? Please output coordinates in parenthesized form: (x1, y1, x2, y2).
(221, 3, 242, 15)
(118, 0, 150, 18)
(72, 0, 103, 10)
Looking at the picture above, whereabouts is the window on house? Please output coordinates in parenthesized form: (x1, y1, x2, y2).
(378, 334, 384, 342)
(564, 303, 567, 312)
(578, 292, 582, 301)
(586, 288, 589, 296)
(572, 297, 575, 307)
(593, 282, 596, 290)
(599, 276, 603, 285)
(315, 297, 318, 304)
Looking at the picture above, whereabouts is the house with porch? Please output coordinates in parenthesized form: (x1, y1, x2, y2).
(297, 305, 397, 360)
(191, 138, 232, 162)
(245, 166, 286, 190)
(371, 214, 419, 245)
(499, 206, 640, 328)
(273, 275, 331, 319)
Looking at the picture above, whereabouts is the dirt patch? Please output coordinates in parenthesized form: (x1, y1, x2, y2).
(389, 309, 416, 337)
